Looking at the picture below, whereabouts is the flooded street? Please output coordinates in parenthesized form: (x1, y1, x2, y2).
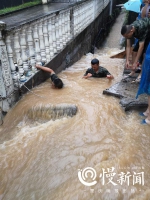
(0, 48, 150, 200)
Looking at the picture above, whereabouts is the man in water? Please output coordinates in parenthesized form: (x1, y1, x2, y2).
(82, 58, 114, 79)
(35, 65, 64, 89)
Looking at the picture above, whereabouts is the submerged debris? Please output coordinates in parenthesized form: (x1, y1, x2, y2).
(27, 103, 78, 122)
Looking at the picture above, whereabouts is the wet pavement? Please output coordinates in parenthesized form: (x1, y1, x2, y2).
(0, 2, 76, 30)
(101, 11, 124, 49)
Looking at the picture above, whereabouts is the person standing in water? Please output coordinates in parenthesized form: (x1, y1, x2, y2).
(82, 58, 114, 79)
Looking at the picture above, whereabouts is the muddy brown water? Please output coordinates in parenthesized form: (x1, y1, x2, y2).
(0, 48, 150, 200)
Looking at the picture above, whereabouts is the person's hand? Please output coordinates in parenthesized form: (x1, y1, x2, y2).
(86, 73, 92, 78)
(107, 75, 114, 79)
(132, 62, 138, 70)
(126, 60, 130, 69)
(82, 73, 92, 79)
(35, 64, 41, 69)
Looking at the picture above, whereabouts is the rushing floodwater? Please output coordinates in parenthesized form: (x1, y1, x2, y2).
(0, 49, 150, 200)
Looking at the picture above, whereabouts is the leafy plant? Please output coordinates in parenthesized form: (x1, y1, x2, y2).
(0, 0, 41, 15)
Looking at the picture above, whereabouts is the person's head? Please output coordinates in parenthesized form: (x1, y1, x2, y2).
(53, 78, 64, 89)
(121, 25, 134, 39)
(91, 58, 99, 71)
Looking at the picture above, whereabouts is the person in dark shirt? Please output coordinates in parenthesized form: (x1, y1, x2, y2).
(35, 65, 64, 89)
(82, 58, 114, 79)
(121, 17, 150, 70)
(123, 3, 150, 80)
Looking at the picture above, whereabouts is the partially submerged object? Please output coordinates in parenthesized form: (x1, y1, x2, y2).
(110, 50, 126, 59)
(27, 104, 78, 122)
(103, 79, 148, 111)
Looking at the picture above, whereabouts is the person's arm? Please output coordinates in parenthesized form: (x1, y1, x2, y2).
(148, 8, 150, 17)
(132, 41, 144, 70)
(126, 39, 132, 68)
(82, 68, 92, 79)
(102, 67, 114, 79)
(141, 3, 149, 18)
(82, 73, 93, 79)
(105, 69, 114, 79)
(35, 64, 55, 74)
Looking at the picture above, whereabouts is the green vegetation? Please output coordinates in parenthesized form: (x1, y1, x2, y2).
(0, 0, 42, 15)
